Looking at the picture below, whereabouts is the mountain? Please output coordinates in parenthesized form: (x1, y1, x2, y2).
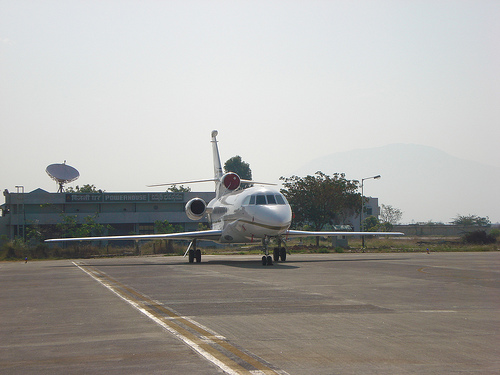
(294, 144, 500, 224)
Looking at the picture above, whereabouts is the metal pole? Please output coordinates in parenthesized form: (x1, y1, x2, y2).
(361, 179, 365, 248)
(360, 175, 381, 248)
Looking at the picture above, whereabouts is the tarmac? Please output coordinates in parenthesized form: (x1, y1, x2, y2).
(1, 251, 499, 374)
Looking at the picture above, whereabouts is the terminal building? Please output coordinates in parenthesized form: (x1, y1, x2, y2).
(0, 188, 379, 241)
(0, 188, 215, 240)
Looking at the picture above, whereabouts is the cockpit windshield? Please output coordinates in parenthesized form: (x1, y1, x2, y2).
(243, 193, 287, 206)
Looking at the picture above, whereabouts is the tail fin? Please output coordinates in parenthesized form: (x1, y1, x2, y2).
(211, 130, 223, 181)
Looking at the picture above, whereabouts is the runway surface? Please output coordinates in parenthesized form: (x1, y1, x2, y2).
(1, 252, 499, 374)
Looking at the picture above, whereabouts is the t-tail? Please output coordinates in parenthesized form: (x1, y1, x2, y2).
(148, 130, 271, 199)
(211, 130, 242, 198)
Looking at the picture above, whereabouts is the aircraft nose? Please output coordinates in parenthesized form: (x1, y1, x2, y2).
(255, 205, 292, 229)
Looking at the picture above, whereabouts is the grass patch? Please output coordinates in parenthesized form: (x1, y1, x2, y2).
(1, 236, 498, 262)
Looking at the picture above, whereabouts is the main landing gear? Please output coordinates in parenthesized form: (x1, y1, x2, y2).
(261, 236, 288, 266)
(185, 239, 202, 263)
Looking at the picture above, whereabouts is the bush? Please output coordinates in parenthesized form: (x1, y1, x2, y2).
(489, 228, 500, 239)
(462, 230, 496, 245)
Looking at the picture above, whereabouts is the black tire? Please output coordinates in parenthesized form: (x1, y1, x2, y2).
(279, 247, 287, 262)
(262, 256, 267, 266)
(188, 249, 195, 263)
(266, 255, 273, 266)
(273, 247, 280, 262)
(195, 249, 201, 263)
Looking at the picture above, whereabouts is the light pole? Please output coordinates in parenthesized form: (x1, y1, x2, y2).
(15, 185, 26, 241)
(360, 175, 381, 248)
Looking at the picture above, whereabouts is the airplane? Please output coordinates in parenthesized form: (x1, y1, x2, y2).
(46, 130, 403, 265)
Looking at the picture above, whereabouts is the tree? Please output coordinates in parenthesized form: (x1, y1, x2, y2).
(66, 184, 102, 193)
(363, 215, 393, 232)
(451, 214, 490, 227)
(224, 156, 252, 188)
(56, 213, 111, 238)
(380, 204, 403, 225)
(167, 185, 191, 192)
(280, 172, 362, 245)
(462, 230, 496, 244)
(154, 220, 182, 253)
(362, 216, 380, 231)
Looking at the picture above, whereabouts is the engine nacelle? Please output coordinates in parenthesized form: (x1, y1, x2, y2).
(185, 198, 207, 221)
(221, 172, 241, 191)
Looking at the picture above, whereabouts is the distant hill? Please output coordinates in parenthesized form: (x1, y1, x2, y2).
(294, 144, 500, 224)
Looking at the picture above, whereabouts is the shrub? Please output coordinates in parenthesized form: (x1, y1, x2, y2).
(462, 230, 496, 245)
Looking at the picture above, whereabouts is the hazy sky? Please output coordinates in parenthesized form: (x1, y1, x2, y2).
(2, 1, 499, 222)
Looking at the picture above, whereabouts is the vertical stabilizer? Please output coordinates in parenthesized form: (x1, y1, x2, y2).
(211, 130, 223, 180)
(211, 130, 224, 197)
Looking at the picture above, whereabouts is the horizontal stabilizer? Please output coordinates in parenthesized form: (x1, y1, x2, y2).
(147, 179, 276, 188)
(147, 179, 217, 187)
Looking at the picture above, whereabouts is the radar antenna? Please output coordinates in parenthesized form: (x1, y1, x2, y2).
(46, 162, 80, 193)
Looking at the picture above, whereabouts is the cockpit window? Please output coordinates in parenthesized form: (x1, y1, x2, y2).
(245, 193, 287, 205)
(256, 195, 267, 205)
(266, 195, 277, 204)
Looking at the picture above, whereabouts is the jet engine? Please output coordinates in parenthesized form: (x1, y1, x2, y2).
(185, 198, 207, 221)
(221, 172, 241, 191)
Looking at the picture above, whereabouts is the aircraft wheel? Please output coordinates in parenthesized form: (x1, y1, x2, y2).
(188, 249, 195, 263)
(262, 256, 267, 266)
(273, 247, 280, 262)
(195, 249, 201, 263)
(279, 247, 286, 262)
(266, 255, 273, 266)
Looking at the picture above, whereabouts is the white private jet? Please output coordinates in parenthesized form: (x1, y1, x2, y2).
(46, 130, 403, 265)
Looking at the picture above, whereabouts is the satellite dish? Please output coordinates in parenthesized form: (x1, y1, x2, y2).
(46, 162, 80, 193)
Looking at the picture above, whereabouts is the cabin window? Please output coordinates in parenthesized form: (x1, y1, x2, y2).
(249, 195, 256, 205)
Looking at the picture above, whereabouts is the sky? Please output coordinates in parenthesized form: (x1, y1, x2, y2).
(1, 1, 499, 223)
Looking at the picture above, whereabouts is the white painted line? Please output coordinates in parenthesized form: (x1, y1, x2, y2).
(72, 262, 241, 375)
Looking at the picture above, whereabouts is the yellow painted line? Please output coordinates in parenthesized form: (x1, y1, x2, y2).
(73, 262, 286, 375)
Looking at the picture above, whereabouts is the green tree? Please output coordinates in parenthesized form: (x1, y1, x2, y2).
(167, 185, 191, 192)
(224, 155, 252, 188)
(66, 184, 102, 193)
(451, 214, 490, 227)
(363, 216, 380, 231)
(154, 220, 182, 253)
(56, 214, 111, 238)
(280, 172, 362, 245)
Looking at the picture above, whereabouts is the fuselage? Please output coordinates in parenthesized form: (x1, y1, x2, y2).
(207, 186, 292, 243)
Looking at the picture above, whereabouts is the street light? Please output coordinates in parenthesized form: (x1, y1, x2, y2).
(360, 175, 381, 248)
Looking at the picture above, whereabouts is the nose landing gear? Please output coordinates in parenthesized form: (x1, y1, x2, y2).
(262, 236, 288, 266)
(262, 255, 273, 266)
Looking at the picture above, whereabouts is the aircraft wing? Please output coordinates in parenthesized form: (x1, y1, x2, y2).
(285, 230, 404, 237)
(45, 230, 223, 243)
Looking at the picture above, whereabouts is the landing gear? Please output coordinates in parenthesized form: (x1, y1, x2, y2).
(273, 247, 287, 262)
(186, 239, 201, 263)
(262, 255, 273, 266)
(261, 237, 273, 266)
(279, 247, 286, 262)
(262, 236, 288, 265)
